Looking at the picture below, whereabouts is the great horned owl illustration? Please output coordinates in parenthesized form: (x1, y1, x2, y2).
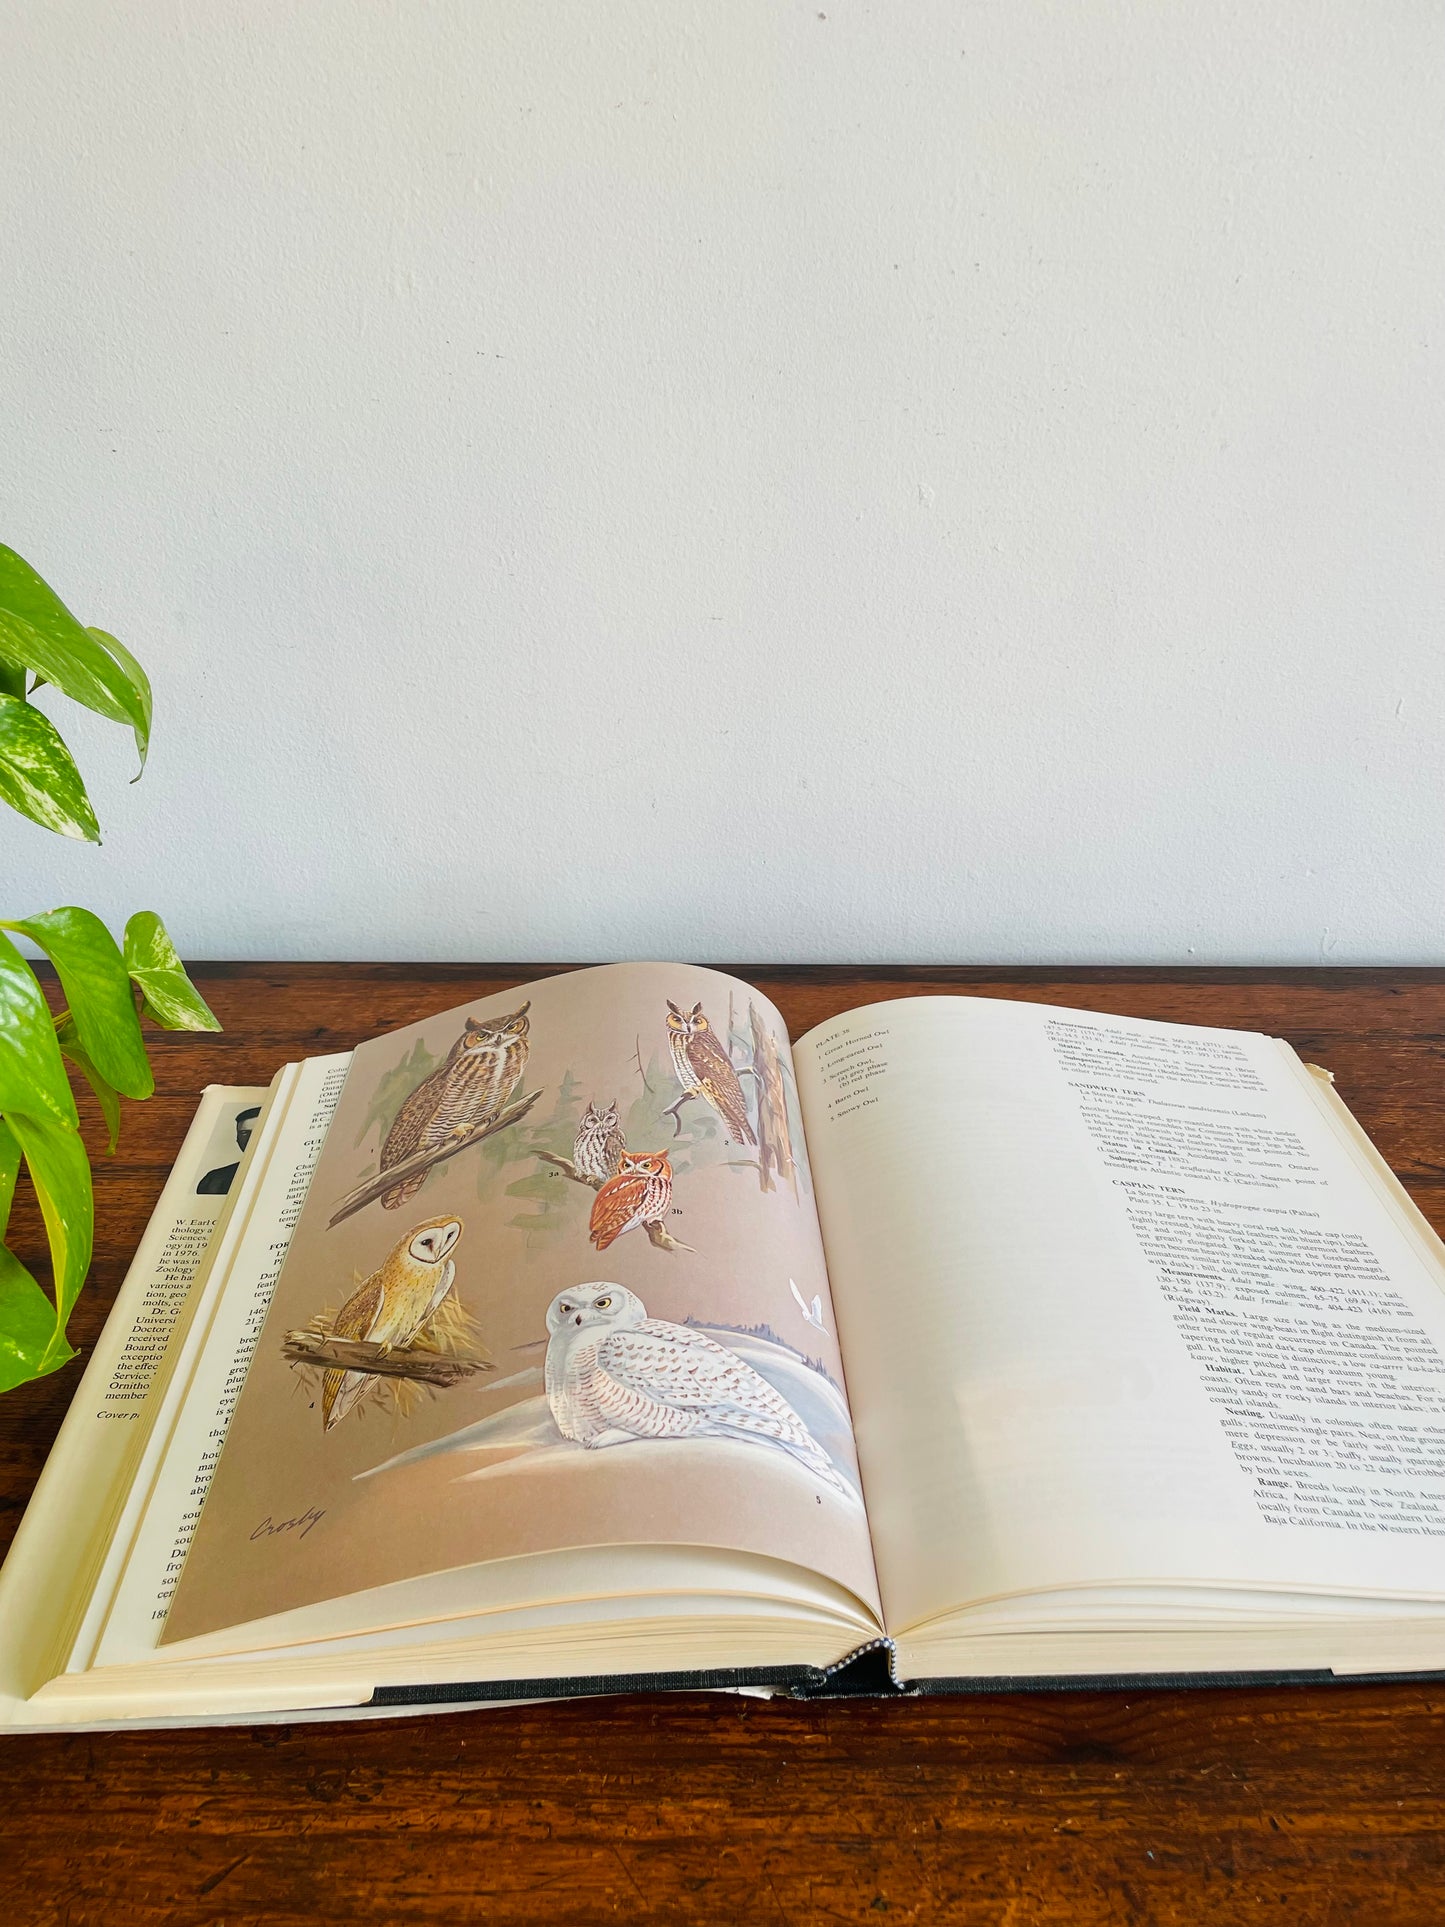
(543, 1283, 850, 1495)
(588, 1150, 672, 1251)
(573, 1101, 627, 1184)
(321, 1216, 464, 1429)
(378, 1003, 531, 1207)
(664, 1000, 756, 1145)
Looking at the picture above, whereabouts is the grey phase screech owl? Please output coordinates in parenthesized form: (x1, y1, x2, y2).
(378, 1003, 531, 1207)
(573, 1101, 627, 1184)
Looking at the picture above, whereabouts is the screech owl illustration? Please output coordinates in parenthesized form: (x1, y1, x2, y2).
(573, 1101, 627, 1184)
(321, 1216, 463, 1430)
(378, 1003, 530, 1207)
(543, 1283, 850, 1495)
(664, 1000, 757, 1145)
(589, 1151, 672, 1251)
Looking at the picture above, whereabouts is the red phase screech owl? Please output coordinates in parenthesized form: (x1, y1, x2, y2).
(589, 1151, 673, 1251)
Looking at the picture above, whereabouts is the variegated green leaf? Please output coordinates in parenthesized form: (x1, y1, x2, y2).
(0, 1243, 74, 1394)
(6, 1108, 93, 1325)
(2, 908, 152, 1100)
(0, 1119, 19, 1244)
(86, 629, 152, 779)
(123, 912, 220, 1031)
(0, 931, 78, 1128)
(55, 1014, 123, 1155)
(0, 693, 100, 842)
(0, 546, 148, 769)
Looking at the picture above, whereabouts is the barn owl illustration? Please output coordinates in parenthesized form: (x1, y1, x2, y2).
(573, 1101, 627, 1184)
(589, 1151, 672, 1251)
(543, 1284, 850, 1495)
(378, 1003, 531, 1207)
(664, 1000, 757, 1145)
(321, 1216, 464, 1430)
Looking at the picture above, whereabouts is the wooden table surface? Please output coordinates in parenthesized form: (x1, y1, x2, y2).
(4, 963, 1445, 1926)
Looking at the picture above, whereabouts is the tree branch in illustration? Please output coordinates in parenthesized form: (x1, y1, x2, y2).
(748, 1001, 799, 1197)
(281, 1328, 494, 1387)
(328, 1089, 545, 1226)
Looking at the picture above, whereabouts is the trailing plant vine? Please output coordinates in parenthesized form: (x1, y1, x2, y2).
(0, 543, 218, 1393)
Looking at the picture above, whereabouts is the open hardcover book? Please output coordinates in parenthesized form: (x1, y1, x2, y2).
(5, 962, 1445, 1729)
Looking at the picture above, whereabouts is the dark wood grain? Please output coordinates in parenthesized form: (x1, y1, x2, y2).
(4, 963, 1445, 1927)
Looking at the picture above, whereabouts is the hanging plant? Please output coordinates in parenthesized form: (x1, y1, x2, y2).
(0, 542, 219, 1394)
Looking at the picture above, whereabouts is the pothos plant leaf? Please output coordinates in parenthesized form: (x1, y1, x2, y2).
(0, 693, 101, 843)
(0, 1117, 20, 1242)
(5, 1108, 93, 1330)
(86, 630, 152, 780)
(0, 930, 79, 1129)
(0, 545, 221, 1397)
(122, 912, 221, 1032)
(1, 908, 153, 1100)
(0, 1124, 63, 1394)
(0, 919, 219, 1395)
(54, 1014, 123, 1157)
(0, 1058, 93, 1392)
(0, 546, 150, 771)
(0, 1241, 74, 1394)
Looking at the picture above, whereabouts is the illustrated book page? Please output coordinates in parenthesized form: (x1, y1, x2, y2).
(164, 964, 879, 1647)
(796, 995, 1445, 1665)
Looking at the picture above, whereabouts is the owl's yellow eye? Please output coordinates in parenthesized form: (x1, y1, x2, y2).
(559, 1303, 572, 1315)
(595, 1296, 612, 1310)
(695, 1016, 708, 1029)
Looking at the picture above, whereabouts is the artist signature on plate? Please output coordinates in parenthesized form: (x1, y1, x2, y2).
(250, 1505, 326, 1544)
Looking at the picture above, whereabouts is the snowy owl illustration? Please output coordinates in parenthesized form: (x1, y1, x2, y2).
(542, 1283, 851, 1496)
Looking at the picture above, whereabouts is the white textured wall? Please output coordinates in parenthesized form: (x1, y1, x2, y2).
(2, 2, 1441, 964)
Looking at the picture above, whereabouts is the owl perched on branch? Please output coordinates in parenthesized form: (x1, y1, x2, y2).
(543, 1283, 850, 1495)
(664, 1000, 757, 1145)
(321, 1216, 464, 1430)
(589, 1151, 672, 1251)
(379, 1003, 530, 1207)
(573, 1101, 627, 1184)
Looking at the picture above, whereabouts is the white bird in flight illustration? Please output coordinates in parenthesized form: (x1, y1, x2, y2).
(790, 1279, 829, 1336)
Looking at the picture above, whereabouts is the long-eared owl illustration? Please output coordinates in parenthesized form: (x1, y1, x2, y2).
(664, 1000, 756, 1145)
(573, 1101, 627, 1184)
(321, 1216, 463, 1430)
(379, 1003, 530, 1207)
(589, 1151, 673, 1251)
